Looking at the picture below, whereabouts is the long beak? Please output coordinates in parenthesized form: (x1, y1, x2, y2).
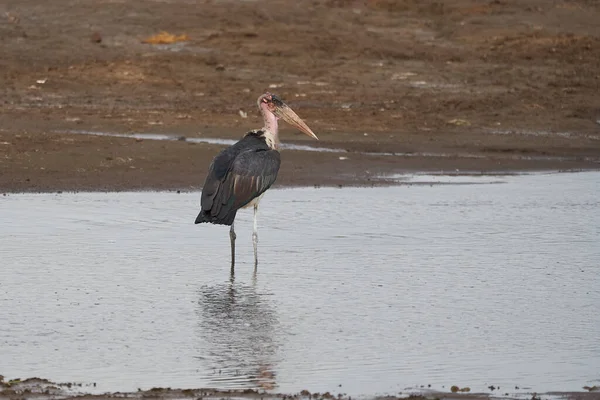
(275, 104, 319, 140)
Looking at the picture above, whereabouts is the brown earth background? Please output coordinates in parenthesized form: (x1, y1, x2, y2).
(1, 0, 599, 192)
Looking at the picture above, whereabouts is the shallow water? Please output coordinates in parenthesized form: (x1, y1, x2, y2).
(58, 129, 347, 153)
(56, 129, 600, 162)
(1, 172, 599, 396)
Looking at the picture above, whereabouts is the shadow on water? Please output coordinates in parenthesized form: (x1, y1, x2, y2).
(195, 271, 279, 391)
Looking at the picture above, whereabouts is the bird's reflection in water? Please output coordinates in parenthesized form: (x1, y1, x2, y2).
(195, 271, 279, 391)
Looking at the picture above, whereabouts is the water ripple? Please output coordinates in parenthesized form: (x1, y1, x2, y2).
(0, 172, 599, 395)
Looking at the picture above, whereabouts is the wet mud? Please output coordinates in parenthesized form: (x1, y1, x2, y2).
(1, 0, 600, 192)
(1, 377, 599, 400)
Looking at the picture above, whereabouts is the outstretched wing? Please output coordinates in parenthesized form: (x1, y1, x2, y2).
(198, 148, 281, 225)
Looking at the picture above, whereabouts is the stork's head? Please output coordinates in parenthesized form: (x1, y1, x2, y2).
(257, 92, 318, 140)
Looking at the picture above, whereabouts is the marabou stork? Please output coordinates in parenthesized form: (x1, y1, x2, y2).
(194, 92, 318, 269)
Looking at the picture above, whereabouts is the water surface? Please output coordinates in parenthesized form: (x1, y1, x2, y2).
(1, 172, 599, 396)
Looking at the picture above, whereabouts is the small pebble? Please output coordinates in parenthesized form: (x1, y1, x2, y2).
(90, 32, 102, 43)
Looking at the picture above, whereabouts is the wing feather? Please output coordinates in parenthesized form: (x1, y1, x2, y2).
(227, 150, 280, 209)
(196, 147, 280, 225)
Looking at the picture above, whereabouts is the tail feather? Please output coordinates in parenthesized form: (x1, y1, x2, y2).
(194, 210, 236, 226)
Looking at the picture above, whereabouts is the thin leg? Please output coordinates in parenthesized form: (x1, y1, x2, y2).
(229, 221, 236, 271)
(253, 204, 259, 269)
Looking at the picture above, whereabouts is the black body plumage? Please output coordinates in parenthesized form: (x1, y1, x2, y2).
(194, 131, 281, 226)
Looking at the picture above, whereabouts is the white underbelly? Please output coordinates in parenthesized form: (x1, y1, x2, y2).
(242, 193, 265, 209)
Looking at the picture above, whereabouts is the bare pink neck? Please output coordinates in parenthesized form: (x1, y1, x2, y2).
(259, 102, 280, 149)
(260, 102, 278, 134)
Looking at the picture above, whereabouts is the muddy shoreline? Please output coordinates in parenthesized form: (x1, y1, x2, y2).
(1, 127, 598, 193)
(1, 377, 599, 400)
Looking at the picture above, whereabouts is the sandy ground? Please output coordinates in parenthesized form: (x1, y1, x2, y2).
(1, 0, 599, 192)
(1, 377, 600, 400)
